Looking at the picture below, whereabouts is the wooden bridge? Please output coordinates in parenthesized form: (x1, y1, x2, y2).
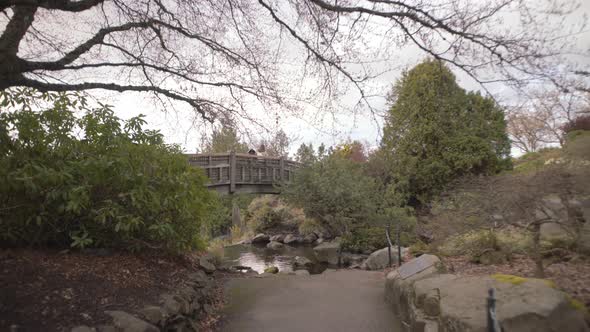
(187, 152, 301, 194)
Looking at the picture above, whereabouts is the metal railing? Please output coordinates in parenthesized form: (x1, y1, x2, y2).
(385, 223, 403, 268)
(487, 288, 502, 332)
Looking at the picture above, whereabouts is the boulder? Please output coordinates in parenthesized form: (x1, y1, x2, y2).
(270, 234, 285, 243)
(95, 326, 117, 332)
(294, 269, 311, 277)
(314, 229, 334, 240)
(138, 306, 166, 326)
(385, 255, 589, 332)
(283, 234, 300, 245)
(160, 294, 190, 315)
(186, 270, 208, 284)
(71, 327, 94, 332)
(293, 256, 313, 269)
(313, 240, 341, 265)
(258, 272, 276, 278)
(251, 233, 270, 244)
(302, 233, 318, 244)
(105, 311, 159, 332)
(579, 209, 590, 254)
(361, 246, 408, 270)
(266, 241, 284, 250)
(340, 252, 367, 267)
(199, 254, 216, 274)
(540, 222, 573, 244)
(264, 266, 279, 274)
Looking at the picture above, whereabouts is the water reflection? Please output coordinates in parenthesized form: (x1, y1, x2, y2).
(220, 244, 327, 274)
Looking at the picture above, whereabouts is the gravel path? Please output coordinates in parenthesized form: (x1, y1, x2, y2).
(219, 269, 401, 332)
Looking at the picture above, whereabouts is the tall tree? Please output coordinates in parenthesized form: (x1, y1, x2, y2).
(381, 59, 511, 205)
(201, 125, 248, 153)
(259, 129, 290, 157)
(0, 0, 582, 122)
(295, 143, 316, 165)
(333, 140, 368, 163)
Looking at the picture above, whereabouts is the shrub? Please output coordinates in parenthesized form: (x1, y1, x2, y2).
(564, 130, 590, 161)
(245, 196, 302, 233)
(283, 154, 381, 236)
(0, 89, 215, 252)
(562, 115, 590, 134)
(409, 241, 430, 256)
(342, 227, 388, 253)
(298, 218, 323, 236)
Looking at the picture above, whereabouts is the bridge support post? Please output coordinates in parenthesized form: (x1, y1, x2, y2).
(230, 151, 236, 194)
(231, 200, 242, 229)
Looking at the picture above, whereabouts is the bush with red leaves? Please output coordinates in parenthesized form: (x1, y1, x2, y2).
(562, 115, 590, 133)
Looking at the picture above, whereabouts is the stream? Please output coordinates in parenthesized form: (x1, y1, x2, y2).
(219, 243, 328, 274)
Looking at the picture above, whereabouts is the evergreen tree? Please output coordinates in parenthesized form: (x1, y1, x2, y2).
(295, 143, 316, 164)
(262, 129, 290, 157)
(381, 59, 510, 205)
(201, 124, 248, 153)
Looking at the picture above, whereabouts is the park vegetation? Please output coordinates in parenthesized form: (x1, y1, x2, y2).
(2, 59, 588, 270)
(282, 59, 513, 252)
(0, 88, 216, 252)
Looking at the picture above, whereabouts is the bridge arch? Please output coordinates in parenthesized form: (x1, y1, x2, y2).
(187, 152, 301, 195)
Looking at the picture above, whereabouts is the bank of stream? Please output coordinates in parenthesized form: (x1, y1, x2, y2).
(219, 243, 328, 274)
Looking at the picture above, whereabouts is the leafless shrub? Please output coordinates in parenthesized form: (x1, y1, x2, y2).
(429, 164, 589, 277)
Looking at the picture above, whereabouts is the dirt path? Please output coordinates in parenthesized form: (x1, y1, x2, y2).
(219, 269, 401, 332)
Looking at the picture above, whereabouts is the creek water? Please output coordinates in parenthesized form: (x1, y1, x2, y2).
(219, 243, 328, 274)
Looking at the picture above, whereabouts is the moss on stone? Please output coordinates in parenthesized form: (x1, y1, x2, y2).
(542, 279, 557, 289)
(491, 274, 528, 285)
(491, 274, 557, 289)
(264, 266, 279, 274)
(567, 296, 589, 315)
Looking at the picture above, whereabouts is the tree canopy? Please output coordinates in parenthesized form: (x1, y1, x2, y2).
(1, 0, 584, 123)
(380, 59, 511, 205)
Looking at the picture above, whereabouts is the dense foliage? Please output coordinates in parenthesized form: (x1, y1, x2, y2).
(245, 195, 306, 234)
(0, 89, 214, 252)
(283, 150, 382, 236)
(380, 59, 511, 205)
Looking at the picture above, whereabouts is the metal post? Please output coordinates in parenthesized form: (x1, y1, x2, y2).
(397, 221, 402, 267)
(387, 223, 392, 267)
(487, 288, 501, 332)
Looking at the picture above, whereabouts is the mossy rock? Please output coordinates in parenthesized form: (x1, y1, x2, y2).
(567, 296, 590, 317)
(264, 266, 279, 274)
(491, 274, 528, 285)
(491, 274, 556, 289)
(409, 241, 430, 257)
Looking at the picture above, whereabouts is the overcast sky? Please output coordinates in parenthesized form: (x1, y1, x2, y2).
(34, 0, 590, 157)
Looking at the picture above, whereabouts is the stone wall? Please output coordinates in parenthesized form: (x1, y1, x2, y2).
(385, 255, 589, 332)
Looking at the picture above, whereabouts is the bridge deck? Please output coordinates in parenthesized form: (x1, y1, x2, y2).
(187, 152, 300, 194)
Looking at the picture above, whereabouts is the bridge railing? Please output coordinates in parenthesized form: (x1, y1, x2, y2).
(186, 152, 300, 193)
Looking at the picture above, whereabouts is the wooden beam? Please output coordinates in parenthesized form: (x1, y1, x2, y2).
(230, 151, 236, 193)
